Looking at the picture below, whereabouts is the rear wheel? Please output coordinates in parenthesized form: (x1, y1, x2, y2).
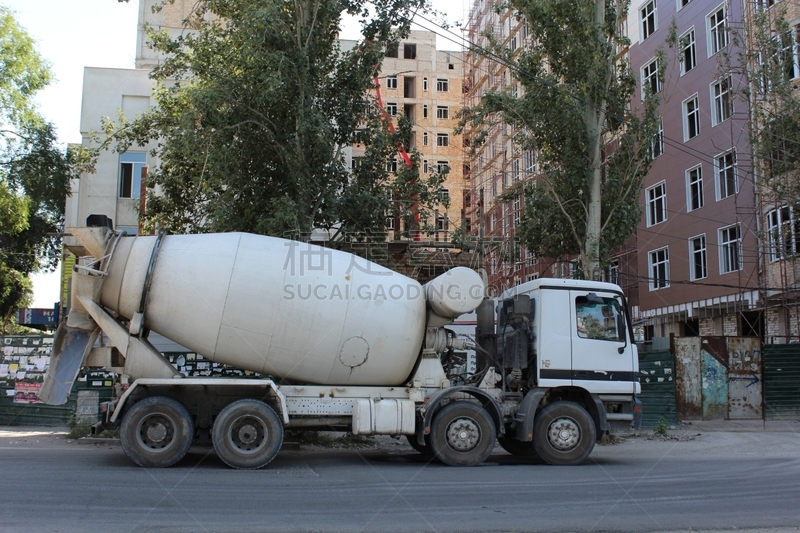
(429, 401, 496, 466)
(120, 396, 194, 468)
(212, 399, 283, 469)
(533, 401, 596, 465)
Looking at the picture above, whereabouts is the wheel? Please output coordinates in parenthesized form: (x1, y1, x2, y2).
(532, 401, 596, 465)
(497, 434, 544, 462)
(212, 399, 284, 469)
(406, 434, 433, 456)
(429, 401, 497, 466)
(120, 396, 194, 468)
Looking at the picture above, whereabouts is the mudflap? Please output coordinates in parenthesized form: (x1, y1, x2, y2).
(38, 324, 99, 405)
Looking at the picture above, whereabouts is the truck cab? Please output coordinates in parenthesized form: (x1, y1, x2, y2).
(486, 278, 642, 463)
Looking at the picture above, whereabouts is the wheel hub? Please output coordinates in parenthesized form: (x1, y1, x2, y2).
(139, 415, 174, 450)
(237, 423, 259, 446)
(446, 418, 480, 451)
(547, 417, 580, 451)
(231, 417, 265, 452)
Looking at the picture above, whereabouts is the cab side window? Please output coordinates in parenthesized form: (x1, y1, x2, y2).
(575, 296, 624, 342)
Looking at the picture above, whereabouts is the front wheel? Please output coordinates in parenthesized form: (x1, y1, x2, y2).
(533, 401, 596, 465)
(120, 396, 194, 468)
(429, 401, 497, 466)
(212, 399, 284, 469)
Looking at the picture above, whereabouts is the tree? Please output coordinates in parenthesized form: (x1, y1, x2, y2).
(0, 7, 93, 331)
(108, 0, 446, 245)
(460, 0, 661, 279)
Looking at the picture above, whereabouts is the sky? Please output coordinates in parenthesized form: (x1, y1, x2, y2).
(4, 0, 467, 307)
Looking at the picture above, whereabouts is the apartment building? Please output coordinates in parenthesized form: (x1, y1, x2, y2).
(462, 1, 538, 295)
(359, 30, 465, 242)
(629, 0, 760, 339)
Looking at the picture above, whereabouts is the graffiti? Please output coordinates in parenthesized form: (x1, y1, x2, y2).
(728, 373, 760, 388)
(729, 349, 761, 372)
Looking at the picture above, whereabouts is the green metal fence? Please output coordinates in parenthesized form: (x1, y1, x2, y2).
(638, 350, 678, 428)
(763, 344, 800, 421)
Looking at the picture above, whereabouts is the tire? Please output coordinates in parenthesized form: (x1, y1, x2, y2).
(533, 401, 596, 465)
(497, 434, 545, 462)
(406, 434, 433, 456)
(120, 396, 194, 468)
(429, 401, 497, 466)
(212, 399, 284, 469)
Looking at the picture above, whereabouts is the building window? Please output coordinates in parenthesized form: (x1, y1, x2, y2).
(651, 118, 663, 158)
(686, 165, 704, 211)
(423, 132, 428, 146)
(512, 159, 521, 183)
(423, 105, 428, 119)
(719, 224, 741, 273)
(386, 159, 398, 173)
(711, 76, 732, 126)
(436, 214, 449, 232)
(439, 187, 450, 203)
(436, 78, 449, 92)
(649, 247, 670, 290)
(646, 181, 667, 226)
(605, 260, 620, 285)
(119, 152, 147, 199)
(423, 160, 428, 174)
(707, 5, 727, 56)
(773, 29, 800, 81)
(641, 58, 661, 99)
(437, 160, 449, 173)
(423, 77, 428, 91)
(766, 205, 800, 261)
(436, 105, 449, 119)
(386, 102, 398, 116)
(715, 149, 737, 200)
(437, 133, 449, 147)
(385, 44, 398, 58)
(679, 0, 693, 9)
(640, 0, 657, 41)
(385, 75, 397, 90)
(680, 28, 696, 75)
(523, 150, 536, 174)
(689, 234, 708, 280)
(683, 94, 700, 141)
(404, 43, 417, 59)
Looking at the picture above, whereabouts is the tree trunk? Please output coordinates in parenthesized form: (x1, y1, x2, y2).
(583, 0, 606, 281)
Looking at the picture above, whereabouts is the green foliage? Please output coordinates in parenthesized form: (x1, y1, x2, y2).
(654, 417, 668, 437)
(460, 0, 661, 277)
(106, 0, 442, 248)
(0, 7, 95, 332)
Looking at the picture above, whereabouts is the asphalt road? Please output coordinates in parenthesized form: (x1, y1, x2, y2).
(1, 427, 799, 533)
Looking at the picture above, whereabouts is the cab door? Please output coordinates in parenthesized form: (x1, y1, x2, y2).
(570, 289, 637, 394)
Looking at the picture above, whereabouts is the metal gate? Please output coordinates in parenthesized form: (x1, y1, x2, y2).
(763, 344, 800, 420)
(727, 337, 762, 419)
(673, 336, 763, 420)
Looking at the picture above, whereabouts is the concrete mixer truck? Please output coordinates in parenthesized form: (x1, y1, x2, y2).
(40, 219, 642, 469)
